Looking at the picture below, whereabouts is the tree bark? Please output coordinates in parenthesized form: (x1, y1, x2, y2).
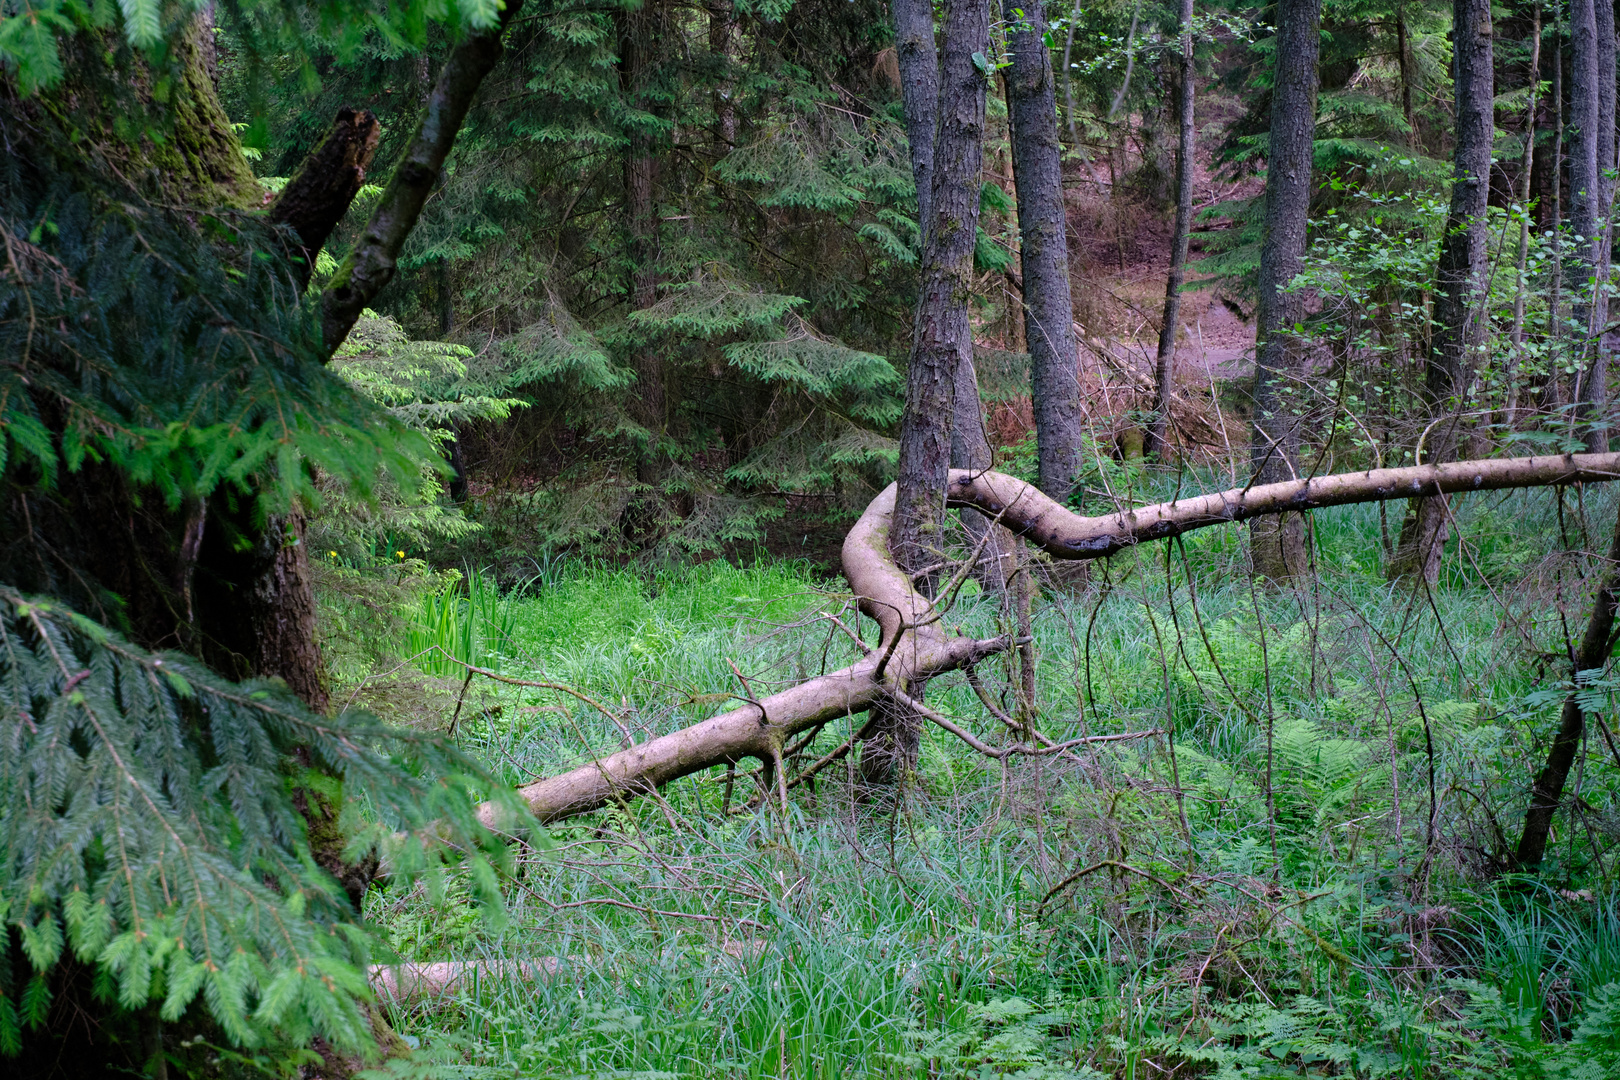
(1586, 0, 1616, 449)
(477, 451, 1620, 828)
(1387, 0, 1494, 584)
(1247, 0, 1320, 581)
(1396, 5, 1418, 145)
(1515, 500, 1620, 868)
(1506, 5, 1542, 425)
(1547, 3, 1567, 406)
(621, 5, 666, 486)
(320, 1, 523, 358)
(880, 0, 990, 783)
(708, 1, 738, 147)
(891, 0, 940, 238)
(1146, 0, 1197, 460)
(1007, 0, 1084, 503)
(892, 0, 990, 574)
(268, 108, 381, 291)
(1569, 0, 1604, 432)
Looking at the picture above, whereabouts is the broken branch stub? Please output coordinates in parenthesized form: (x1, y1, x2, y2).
(481, 452, 1620, 829)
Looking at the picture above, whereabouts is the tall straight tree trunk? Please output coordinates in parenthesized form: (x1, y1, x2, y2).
(708, 1, 737, 146)
(1397, 5, 1418, 145)
(620, 8, 664, 486)
(1586, 0, 1616, 449)
(1387, 0, 1495, 584)
(1547, 3, 1567, 407)
(1570, 0, 1602, 432)
(1516, 502, 1620, 868)
(1147, 0, 1197, 460)
(873, 0, 991, 783)
(1247, 0, 1320, 581)
(1507, 3, 1543, 425)
(1007, 0, 1084, 503)
(892, 0, 989, 570)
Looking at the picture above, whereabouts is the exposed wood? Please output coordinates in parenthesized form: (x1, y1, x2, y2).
(481, 452, 1620, 829)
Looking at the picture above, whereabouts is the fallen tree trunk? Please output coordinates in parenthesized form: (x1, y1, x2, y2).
(479, 452, 1620, 830)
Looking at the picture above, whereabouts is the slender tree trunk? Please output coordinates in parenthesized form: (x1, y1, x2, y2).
(1247, 0, 1320, 581)
(892, 0, 940, 237)
(620, 7, 665, 486)
(1062, 2, 1079, 140)
(1397, 6, 1418, 145)
(1147, 0, 1197, 460)
(1507, 4, 1543, 425)
(1570, 0, 1603, 428)
(1516, 501, 1620, 868)
(709, 1, 738, 147)
(1548, 4, 1567, 407)
(1387, 0, 1494, 584)
(876, 0, 991, 783)
(1586, 0, 1616, 449)
(1007, 0, 1084, 503)
(892, 0, 988, 571)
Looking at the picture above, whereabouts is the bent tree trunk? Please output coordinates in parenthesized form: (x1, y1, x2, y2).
(477, 452, 1620, 829)
(1515, 502, 1620, 869)
(1387, 0, 1494, 584)
(1007, 0, 1084, 504)
(1248, 0, 1320, 581)
(1146, 0, 1196, 461)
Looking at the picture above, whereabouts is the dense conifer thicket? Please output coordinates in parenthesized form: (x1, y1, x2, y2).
(8, 0, 1620, 1075)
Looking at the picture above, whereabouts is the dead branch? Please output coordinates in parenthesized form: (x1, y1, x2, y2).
(476, 453, 1620, 831)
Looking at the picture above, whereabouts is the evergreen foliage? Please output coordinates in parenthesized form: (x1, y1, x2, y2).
(0, 584, 510, 1053)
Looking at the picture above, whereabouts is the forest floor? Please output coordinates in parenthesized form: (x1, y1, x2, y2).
(332, 477, 1620, 1079)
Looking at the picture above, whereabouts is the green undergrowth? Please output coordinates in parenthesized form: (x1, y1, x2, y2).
(320, 480, 1620, 1079)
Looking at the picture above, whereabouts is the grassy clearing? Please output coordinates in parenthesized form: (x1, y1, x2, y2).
(332, 481, 1620, 1078)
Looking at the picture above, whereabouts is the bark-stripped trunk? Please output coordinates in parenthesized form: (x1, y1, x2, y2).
(1247, 0, 1320, 581)
(1387, 0, 1494, 584)
(1507, 5, 1542, 425)
(474, 451, 1620, 828)
(1515, 501, 1620, 868)
(1146, 0, 1197, 460)
(1008, 0, 1084, 503)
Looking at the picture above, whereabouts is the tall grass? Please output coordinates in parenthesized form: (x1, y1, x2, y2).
(340, 483, 1620, 1077)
